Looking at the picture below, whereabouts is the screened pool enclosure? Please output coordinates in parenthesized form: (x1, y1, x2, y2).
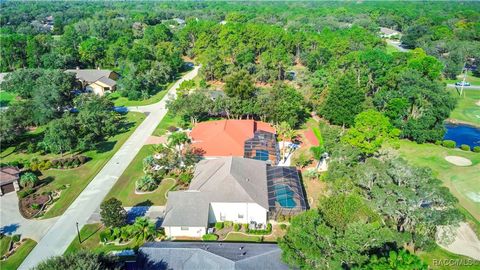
(266, 166, 307, 218)
(244, 130, 280, 165)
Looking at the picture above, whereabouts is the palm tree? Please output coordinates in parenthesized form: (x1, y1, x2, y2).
(131, 217, 157, 242)
(167, 132, 190, 160)
(275, 122, 296, 161)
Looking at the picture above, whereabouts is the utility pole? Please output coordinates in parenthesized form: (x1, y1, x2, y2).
(460, 63, 468, 97)
(76, 222, 81, 243)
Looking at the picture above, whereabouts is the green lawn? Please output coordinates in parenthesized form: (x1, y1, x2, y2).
(0, 91, 16, 107)
(445, 71, 480, 86)
(419, 245, 480, 270)
(448, 89, 480, 126)
(386, 43, 399, 54)
(109, 88, 170, 107)
(152, 111, 182, 137)
(105, 145, 176, 206)
(1, 112, 146, 218)
(65, 223, 139, 254)
(396, 140, 480, 222)
(0, 239, 37, 270)
(0, 236, 11, 257)
(223, 232, 262, 242)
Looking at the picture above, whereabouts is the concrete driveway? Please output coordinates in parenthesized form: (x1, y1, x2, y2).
(19, 65, 200, 270)
(0, 192, 58, 241)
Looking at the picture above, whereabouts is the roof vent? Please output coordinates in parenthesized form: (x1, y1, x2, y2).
(239, 246, 244, 250)
(242, 252, 247, 256)
(245, 178, 250, 182)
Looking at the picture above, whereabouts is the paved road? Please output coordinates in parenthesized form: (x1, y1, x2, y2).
(0, 192, 58, 242)
(385, 39, 410, 52)
(447, 84, 480, 90)
(19, 66, 199, 270)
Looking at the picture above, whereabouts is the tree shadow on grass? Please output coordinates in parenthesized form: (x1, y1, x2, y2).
(0, 223, 19, 235)
(95, 141, 116, 154)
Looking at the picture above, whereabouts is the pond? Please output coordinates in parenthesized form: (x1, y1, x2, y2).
(444, 123, 480, 149)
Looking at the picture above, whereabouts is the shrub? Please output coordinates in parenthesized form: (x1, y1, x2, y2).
(242, 223, 248, 231)
(11, 234, 21, 243)
(280, 224, 287, 230)
(442, 140, 456, 148)
(434, 140, 442, 145)
(20, 172, 39, 188)
(31, 203, 41, 210)
(100, 198, 127, 228)
(224, 221, 233, 228)
(202, 234, 218, 241)
(44, 161, 52, 170)
(178, 171, 193, 185)
(135, 175, 158, 192)
(78, 155, 88, 164)
(247, 223, 272, 235)
(460, 144, 471, 151)
(167, 126, 178, 132)
(277, 214, 285, 222)
(18, 188, 34, 198)
(233, 223, 240, 232)
(474, 146, 480, 153)
(214, 222, 224, 230)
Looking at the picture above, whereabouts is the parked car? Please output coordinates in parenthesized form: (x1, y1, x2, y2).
(455, 81, 471, 86)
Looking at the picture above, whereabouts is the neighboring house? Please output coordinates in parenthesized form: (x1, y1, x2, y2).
(162, 157, 306, 238)
(379, 27, 401, 39)
(65, 69, 119, 96)
(190, 119, 280, 164)
(137, 241, 290, 270)
(0, 166, 20, 196)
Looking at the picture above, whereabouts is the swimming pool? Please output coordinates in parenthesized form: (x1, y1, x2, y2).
(254, 149, 269, 161)
(274, 184, 297, 208)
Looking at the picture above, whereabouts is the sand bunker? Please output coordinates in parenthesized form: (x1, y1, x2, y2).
(445, 156, 472, 166)
(475, 100, 480, 106)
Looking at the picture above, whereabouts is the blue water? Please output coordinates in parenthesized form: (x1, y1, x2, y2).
(444, 124, 480, 148)
(254, 150, 269, 161)
(274, 185, 296, 208)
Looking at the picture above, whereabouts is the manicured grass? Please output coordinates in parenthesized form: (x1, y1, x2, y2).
(419, 245, 480, 270)
(0, 91, 16, 107)
(448, 89, 480, 126)
(0, 239, 37, 270)
(105, 145, 176, 206)
(152, 111, 182, 137)
(1, 112, 146, 218)
(445, 71, 480, 85)
(223, 232, 262, 242)
(396, 140, 480, 221)
(109, 88, 170, 107)
(0, 236, 11, 257)
(386, 43, 399, 54)
(65, 224, 139, 254)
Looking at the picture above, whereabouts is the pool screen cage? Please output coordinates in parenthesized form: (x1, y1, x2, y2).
(244, 131, 280, 165)
(266, 166, 307, 219)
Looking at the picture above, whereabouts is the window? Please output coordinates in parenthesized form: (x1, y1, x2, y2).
(180, 227, 189, 231)
(238, 214, 244, 219)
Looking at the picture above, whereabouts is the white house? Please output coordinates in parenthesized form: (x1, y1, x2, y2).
(162, 157, 306, 238)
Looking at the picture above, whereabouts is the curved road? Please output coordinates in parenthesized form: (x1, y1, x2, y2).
(19, 66, 200, 270)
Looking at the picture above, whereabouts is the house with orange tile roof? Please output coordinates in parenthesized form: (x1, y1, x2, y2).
(189, 119, 279, 164)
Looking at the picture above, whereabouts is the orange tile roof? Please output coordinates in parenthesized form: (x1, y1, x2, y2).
(190, 120, 275, 157)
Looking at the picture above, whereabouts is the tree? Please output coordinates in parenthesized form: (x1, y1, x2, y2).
(342, 110, 400, 155)
(129, 217, 157, 241)
(275, 122, 296, 161)
(78, 37, 105, 67)
(42, 115, 77, 155)
(168, 131, 190, 160)
(321, 72, 365, 127)
(100, 198, 127, 228)
(224, 70, 256, 99)
(34, 251, 120, 270)
(20, 172, 38, 188)
(359, 249, 428, 270)
(279, 207, 398, 269)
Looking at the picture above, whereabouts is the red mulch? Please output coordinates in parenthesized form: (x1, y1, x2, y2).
(304, 130, 319, 146)
(19, 194, 49, 219)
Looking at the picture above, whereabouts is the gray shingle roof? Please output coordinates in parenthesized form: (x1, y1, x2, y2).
(138, 242, 290, 270)
(96, 76, 117, 87)
(162, 191, 211, 227)
(64, 69, 115, 84)
(190, 157, 269, 209)
(162, 157, 269, 228)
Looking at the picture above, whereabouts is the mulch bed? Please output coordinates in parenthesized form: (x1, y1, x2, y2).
(19, 194, 49, 219)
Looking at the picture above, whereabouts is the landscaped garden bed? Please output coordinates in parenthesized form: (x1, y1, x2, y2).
(19, 193, 50, 219)
(0, 236, 36, 270)
(202, 221, 278, 243)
